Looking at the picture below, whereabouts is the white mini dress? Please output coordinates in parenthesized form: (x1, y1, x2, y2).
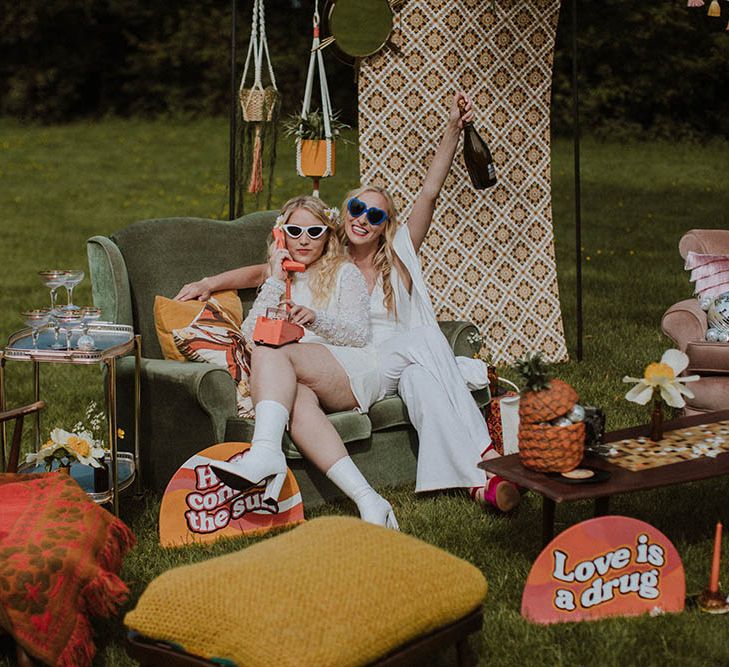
(241, 263, 381, 413)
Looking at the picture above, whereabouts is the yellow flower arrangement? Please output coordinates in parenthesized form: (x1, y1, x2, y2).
(24, 402, 118, 472)
(623, 349, 700, 408)
(26, 428, 106, 471)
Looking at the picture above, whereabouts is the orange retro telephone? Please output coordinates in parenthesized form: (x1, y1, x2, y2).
(252, 228, 306, 347)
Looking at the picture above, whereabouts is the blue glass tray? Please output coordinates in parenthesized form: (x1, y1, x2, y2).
(19, 452, 135, 504)
(4, 323, 134, 364)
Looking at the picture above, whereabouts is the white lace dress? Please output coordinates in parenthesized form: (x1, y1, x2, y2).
(241, 262, 381, 412)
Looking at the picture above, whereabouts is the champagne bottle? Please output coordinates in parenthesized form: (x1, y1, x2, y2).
(459, 100, 497, 190)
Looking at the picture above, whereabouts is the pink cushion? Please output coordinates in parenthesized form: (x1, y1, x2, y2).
(684, 375, 729, 412)
(685, 341, 729, 374)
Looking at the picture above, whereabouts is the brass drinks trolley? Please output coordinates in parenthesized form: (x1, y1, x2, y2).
(0, 323, 141, 515)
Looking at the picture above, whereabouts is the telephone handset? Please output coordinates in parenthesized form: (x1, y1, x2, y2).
(252, 228, 306, 347)
(273, 227, 306, 273)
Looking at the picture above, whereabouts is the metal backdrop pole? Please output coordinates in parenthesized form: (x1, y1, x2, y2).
(571, 0, 583, 362)
(228, 0, 238, 220)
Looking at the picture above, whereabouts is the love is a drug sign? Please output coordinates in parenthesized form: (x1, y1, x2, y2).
(522, 516, 684, 624)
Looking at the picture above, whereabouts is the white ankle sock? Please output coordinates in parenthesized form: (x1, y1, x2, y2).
(251, 400, 289, 453)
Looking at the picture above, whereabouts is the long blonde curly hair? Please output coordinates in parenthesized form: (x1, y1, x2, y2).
(336, 185, 410, 317)
(272, 195, 346, 308)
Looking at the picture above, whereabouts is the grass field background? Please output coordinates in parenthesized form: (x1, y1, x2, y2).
(1, 117, 728, 665)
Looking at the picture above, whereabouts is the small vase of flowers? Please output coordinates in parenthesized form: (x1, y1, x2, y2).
(24, 401, 119, 491)
(25, 428, 106, 472)
(623, 349, 700, 441)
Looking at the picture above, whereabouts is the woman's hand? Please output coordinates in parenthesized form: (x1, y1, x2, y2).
(283, 301, 316, 327)
(449, 91, 474, 130)
(269, 247, 292, 281)
(175, 277, 212, 301)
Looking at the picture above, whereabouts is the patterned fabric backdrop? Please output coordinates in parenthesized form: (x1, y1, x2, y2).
(358, 0, 568, 363)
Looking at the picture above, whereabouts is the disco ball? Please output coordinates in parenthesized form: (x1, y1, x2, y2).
(707, 291, 729, 334)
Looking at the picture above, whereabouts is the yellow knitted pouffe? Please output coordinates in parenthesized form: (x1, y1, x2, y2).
(125, 516, 487, 666)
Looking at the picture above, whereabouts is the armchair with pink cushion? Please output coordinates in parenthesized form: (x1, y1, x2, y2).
(661, 229, 729, 416)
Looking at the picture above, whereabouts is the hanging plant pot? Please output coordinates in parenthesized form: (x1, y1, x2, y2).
(300, 140, 336, 177)
(239, 87, 279, 123)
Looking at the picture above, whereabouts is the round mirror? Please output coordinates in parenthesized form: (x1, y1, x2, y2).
(327, 0, 394, 58)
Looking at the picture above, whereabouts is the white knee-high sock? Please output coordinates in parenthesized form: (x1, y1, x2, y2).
(326, 456, 396, 528)
(251, 400, 289, 453)
(326, 456, 376, 503)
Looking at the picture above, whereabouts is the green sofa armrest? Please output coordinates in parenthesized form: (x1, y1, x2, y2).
(87, 235, 133, 326)
(438, 320, 479, 357)
(115, 357, 237, 490)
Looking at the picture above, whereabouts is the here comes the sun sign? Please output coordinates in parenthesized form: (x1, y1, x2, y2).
(522, 516, 685, 624)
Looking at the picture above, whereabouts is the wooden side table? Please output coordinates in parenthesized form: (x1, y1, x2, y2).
(0, 323, 141, 515)
(481, 409, 729, 546)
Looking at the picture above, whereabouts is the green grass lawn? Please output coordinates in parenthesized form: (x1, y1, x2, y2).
(1, 117, 728, 666)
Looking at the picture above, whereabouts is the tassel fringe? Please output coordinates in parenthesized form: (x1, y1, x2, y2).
(81, 570, 130, 617)
(248, 128, 263, 194)
(98, 518, 136, 572)
(57, 614, 95, 667)
(708, 0, 721, 16)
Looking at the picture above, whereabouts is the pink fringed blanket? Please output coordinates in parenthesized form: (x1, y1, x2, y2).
(0, 473, 135, 666)
(685, 251, 729, 298)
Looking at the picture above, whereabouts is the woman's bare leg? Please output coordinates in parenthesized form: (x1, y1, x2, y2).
(250, 343, 358, 413)
(288, 380, 398, 530)
(289, 383, 348, 471)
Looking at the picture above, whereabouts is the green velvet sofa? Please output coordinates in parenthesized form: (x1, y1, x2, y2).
(87, 212, 489, 507)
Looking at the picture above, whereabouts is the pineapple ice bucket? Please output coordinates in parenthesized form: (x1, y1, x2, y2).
(514, 354, 585, 473)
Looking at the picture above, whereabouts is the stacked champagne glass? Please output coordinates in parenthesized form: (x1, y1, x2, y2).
(26, 270, 101, 350)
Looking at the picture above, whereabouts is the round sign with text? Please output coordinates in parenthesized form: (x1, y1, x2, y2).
(522, 516, 685, 624)
(159, 442, 304, 548)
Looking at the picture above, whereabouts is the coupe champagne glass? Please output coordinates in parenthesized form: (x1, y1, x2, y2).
(62, 270, 85, 310)
(48, 312, 63, 349)
(77, 306, 102, 350)
(21, 309, 51, 349)
(55, 309, 82, 349)
(38, 270, 68, 314)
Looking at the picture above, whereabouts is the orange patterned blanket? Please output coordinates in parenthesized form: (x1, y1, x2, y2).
(0, 473, 135, 666)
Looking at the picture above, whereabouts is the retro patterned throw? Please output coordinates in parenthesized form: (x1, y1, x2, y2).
(359, 0, 567, 363)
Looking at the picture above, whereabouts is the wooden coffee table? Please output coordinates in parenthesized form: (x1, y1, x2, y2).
(480, 409, 729, 546)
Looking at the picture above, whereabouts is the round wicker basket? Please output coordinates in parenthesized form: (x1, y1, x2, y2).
(239, 87, 278, 123)
(518, 422, 585, 472)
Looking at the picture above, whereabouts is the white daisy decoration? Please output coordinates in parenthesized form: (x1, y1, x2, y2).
(623, 349, 700, 409)
(274, 213, 287, 228)
(325, 207, 340, 225)
(25, 427, 106, 470)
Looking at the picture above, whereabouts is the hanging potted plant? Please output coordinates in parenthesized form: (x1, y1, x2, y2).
(284, 108, 349, 178)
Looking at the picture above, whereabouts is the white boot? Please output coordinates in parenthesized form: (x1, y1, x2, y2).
(326, 456, 399, 530)
(211, 400, 289, 504)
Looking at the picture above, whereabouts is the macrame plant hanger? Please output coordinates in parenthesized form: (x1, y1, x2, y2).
(237, 0, 278, 214)
(296, 0, 335, 197)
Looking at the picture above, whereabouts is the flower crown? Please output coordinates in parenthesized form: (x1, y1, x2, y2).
(274, 207, 340, 228)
